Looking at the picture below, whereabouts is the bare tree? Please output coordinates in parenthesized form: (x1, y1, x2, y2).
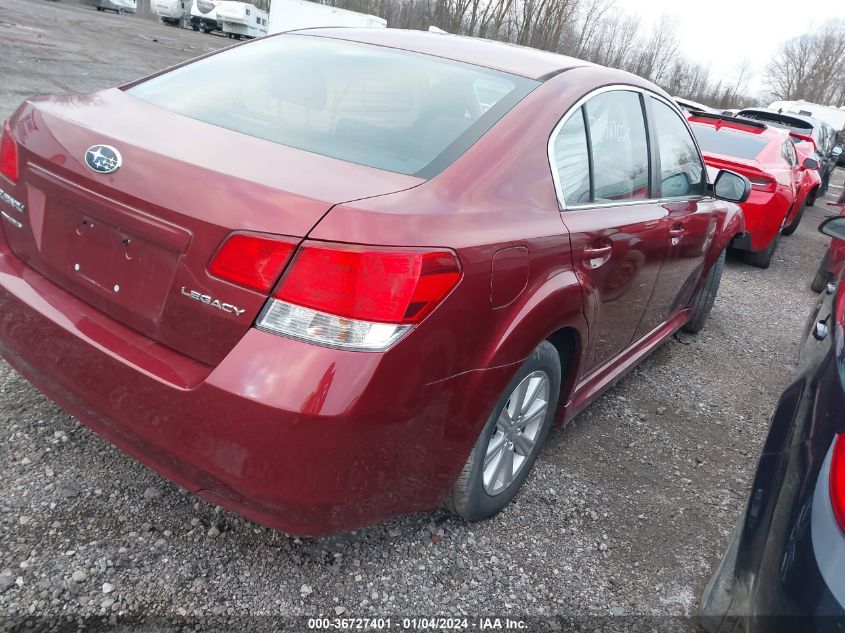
(133, 0, 783, 109)
(766, 20, 845, 105)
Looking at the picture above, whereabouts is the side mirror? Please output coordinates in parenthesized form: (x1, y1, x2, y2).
(713, 169, 751, 204)
(802, 157, 820, 170)
(819, 216, 845, 242)
(833, 146, 843, 158)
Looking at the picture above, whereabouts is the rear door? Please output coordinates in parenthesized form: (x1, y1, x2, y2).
(551, 88, 666, 374)
(633, 95, 716, 339)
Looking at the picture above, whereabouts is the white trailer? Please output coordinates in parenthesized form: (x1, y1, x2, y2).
(217, 1, 269, 39)
(190, 0, 223, 32)
(769, 100, 845, 131)
(83, 0, 137, 14)
(151, 0, 189, 25)
(268, 0, 386, 35)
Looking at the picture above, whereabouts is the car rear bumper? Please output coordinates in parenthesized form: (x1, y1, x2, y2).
(734, 194, 786, 252)
(0, 236, 510, 536)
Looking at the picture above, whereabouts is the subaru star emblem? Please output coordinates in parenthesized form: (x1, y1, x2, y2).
(84, 145, 121, 174)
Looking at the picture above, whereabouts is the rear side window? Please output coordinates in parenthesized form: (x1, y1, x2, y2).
(127, 34, 537, 177)
(692, 124, 768, 160)
(552, 109, 590, 205)
(781, 142, 797, 167)
(649, 98, 704, 198)
(584, 91, 650, 202)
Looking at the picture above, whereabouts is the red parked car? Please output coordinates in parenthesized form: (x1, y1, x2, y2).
(812, 203, 845, 292)
(0, 30, 748, 535)
(689, 113, 820, 268)
(788, 138, 823, 228)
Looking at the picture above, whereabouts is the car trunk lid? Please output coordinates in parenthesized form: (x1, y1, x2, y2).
(702, 152, 768, 182)
(5, 90, 423, 366)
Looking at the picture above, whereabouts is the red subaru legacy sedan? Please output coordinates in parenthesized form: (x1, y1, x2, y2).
(0, 30, 748, 535)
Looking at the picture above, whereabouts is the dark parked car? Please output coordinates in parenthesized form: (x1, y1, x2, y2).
(837, 129, 845, 167)
(0, 29, 749, 535)
(737, 108, 838, 201)
(700, 216, 845, 632)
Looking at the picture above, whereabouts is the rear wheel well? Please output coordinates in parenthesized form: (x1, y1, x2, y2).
(545, 327, 580, 415)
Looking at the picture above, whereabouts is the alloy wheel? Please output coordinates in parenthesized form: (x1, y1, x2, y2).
(483, 370, 550, 496)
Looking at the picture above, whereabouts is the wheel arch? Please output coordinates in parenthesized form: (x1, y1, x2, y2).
(807, 183, 820, 206)
(545, 325, 582, 423)
(481, 270, 588, 423)
(713, 202, 746, 259)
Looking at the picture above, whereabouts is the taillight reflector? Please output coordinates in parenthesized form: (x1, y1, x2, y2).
(831, 435, 845, 532)
(275, 244, 461, 325)
(208, 234, 295, 293)
(0, 121, 18, 184)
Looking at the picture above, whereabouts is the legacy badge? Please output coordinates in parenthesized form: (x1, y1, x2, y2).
(181, 287, 245, 316)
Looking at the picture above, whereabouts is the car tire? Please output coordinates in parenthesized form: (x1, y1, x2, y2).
(781, 202, 805, 236)
(683, 248, 725, 334)
(446, 341, 562, 522)
(811, 255, 830, 293)
(806, 186, 818, 207)
(744, 231, 780, 269)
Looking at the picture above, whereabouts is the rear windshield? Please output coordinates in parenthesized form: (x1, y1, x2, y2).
(126, 34, 537, 177)
(691, 124, 768, 160)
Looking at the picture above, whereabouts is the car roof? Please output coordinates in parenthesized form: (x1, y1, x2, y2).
(673, 97, 713, 112)
(292, 28, 592, 80)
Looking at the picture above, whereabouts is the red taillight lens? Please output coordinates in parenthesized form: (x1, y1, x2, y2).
(276, 243, 461, 324)
(0, 121, 18, 183)
(832, 436, 845, 532)
(749, 177, 776, 193)
(208, 233, 295, 293)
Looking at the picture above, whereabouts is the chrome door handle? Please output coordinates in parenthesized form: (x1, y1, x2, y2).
(583, 245, 612, 258)
(582, 241, 613, 269)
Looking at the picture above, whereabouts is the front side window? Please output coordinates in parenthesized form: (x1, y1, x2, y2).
(127, 34, 536, 177)
(584, 91, 650, 202)
(649, 98, 704, 198)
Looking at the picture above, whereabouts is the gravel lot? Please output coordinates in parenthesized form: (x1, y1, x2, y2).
(1, 0, 844, 629)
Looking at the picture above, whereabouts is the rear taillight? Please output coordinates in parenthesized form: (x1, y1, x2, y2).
(749, 176, 776, 193)
(0, 121, 18, 183)
(831, 435, 845, 532)
(789, 132, 815, 147)
(208, 233, 296, 293)
(256, 242, 461, 351)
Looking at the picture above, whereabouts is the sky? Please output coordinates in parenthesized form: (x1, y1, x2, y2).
(621, 0, 845, 97)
